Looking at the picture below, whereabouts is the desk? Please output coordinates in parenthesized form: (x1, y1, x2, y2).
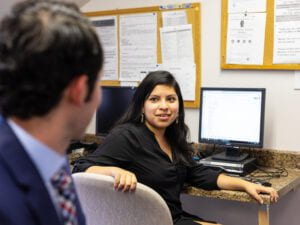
(74, 135, 300, 225)
(182, 144, 300, 225)
(184, 168, 300, 225)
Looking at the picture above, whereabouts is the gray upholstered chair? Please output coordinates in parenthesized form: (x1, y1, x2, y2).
(73, 172, 173, 225)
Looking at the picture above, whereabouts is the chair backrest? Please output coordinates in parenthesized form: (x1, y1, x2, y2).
(73, 172, 173, 225)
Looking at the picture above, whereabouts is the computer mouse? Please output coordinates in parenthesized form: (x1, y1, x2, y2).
(261, 181, 272, 187)
(253, 180, 272, 187)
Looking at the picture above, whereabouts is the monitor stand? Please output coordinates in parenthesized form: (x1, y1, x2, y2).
(212, 147, 249, 162)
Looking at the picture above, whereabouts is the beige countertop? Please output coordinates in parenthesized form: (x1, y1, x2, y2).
(184, 168, 300, 205)
(185, 144, 300, 204)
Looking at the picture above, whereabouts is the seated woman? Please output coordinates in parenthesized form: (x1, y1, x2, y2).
(73, 71, 278, 225)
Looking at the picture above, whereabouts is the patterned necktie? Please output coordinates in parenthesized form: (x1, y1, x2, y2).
(51, 166, 78, 225)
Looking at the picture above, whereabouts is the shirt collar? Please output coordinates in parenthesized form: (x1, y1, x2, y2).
(7, 119, 66, 183)
(141, 123, 155, 136)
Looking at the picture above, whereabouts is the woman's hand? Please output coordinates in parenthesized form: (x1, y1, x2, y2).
(217, 173, 279, 204)
(85, 166, 137, 192)
(243, 182, 278, 204)
(110, 167, 137, 192)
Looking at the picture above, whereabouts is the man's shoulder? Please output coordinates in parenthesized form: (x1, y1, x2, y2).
(0, 117, 14, 143)
(0, 160, 25, 210)
(0, 155, 61, 225)
(0, 119, 21, 159)
(0, 149, 25, 193)
(0, 119, 24, 190)
(0, 166, 45, 225)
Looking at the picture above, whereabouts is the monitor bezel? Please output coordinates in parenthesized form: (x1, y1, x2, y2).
(198, 87, 265, 148)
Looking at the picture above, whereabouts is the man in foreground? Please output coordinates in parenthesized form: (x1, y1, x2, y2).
(0, 0, 103, 224)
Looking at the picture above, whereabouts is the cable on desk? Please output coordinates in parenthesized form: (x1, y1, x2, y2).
(243, 163, 288, 186)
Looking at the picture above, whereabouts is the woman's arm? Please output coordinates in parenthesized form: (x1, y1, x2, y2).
(216, 174, 279, 204)
(86, 166, 137, 192)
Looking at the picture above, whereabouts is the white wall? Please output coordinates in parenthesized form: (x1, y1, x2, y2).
(84, 0, 300, 152)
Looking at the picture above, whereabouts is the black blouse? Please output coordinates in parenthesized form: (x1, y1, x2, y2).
(73, 123, 221, 220)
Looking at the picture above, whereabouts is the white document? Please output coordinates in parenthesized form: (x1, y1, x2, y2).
(228, 0, 267, 13)
(159, 63, 196, 101)
(120, 81, 139, 87)
(138, 64, 160, 81)
(226, 13, 266, 65)
(160, 24, 194, 63)
(273, 0, 300, 64)
(119, 64, 159, 82)
(91, 16, 118, 80)
(162, 10, 187, 27)
(119, 13, 157, 81)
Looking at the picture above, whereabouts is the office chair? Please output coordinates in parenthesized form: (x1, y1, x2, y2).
(73, 172, 173, 225)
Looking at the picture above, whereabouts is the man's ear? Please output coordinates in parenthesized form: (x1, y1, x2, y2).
(66, 75, 88, 105)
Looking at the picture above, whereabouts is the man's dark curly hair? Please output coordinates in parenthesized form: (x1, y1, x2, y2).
(0, 0, 104, 119)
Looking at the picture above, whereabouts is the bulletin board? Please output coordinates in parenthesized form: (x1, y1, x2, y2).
(221, 0, 300, 70)
(84, 3, 201, 108)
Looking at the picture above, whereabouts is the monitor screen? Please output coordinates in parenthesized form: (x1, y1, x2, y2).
(96, 86, 136, 136)
(199, 87, 265, 161)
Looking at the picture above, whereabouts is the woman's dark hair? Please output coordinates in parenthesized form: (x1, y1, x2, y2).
(0, 0, 103, 119)
(118, 71, 195, 165)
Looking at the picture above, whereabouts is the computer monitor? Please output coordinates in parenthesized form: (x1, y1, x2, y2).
(96, 86, 136, 136)
(198, 87, 265, 162)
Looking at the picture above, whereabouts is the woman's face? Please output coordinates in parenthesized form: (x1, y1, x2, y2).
(143, 84, 179, 134)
